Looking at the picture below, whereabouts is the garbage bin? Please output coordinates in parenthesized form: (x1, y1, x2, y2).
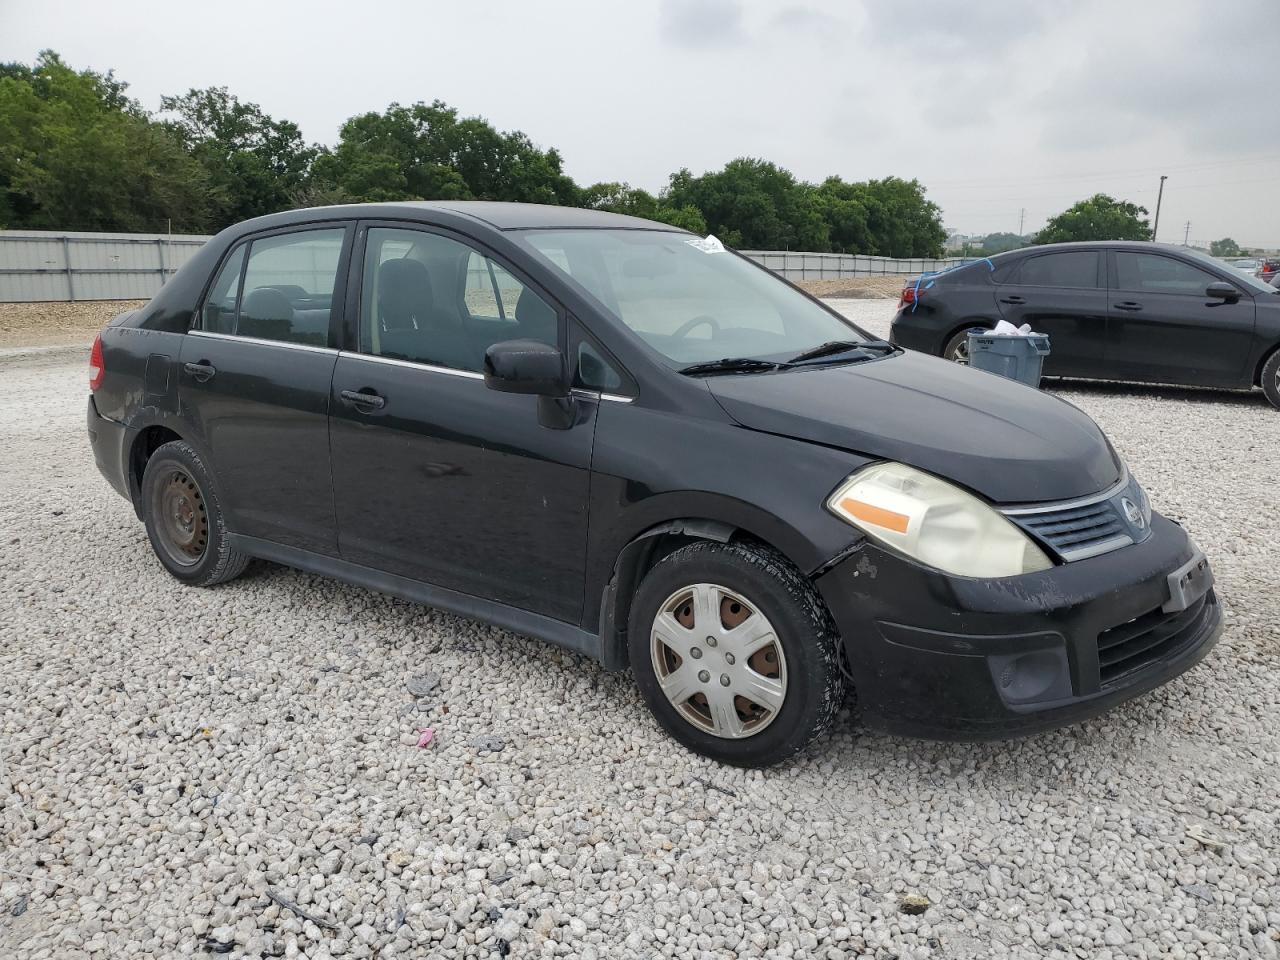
(966, 333, 1051, 388)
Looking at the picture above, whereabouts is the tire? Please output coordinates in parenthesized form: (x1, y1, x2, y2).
(140, 440, 249, 587)
(943, 325, 987, 364)
(628, 541, 847, 767)
(1262, 350, 1280, 411)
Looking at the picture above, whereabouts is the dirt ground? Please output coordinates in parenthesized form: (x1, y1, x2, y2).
(0, 300, 146, 349)
(0, 278, 899, 350)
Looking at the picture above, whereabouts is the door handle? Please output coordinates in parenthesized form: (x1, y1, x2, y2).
(1114, 301, 1143, 312)
(183, 361, 216, 381)
(340, 389, 386, 410)
(999, 295, 1025, 305)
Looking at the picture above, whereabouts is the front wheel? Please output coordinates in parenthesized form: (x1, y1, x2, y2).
(943, 326, 987, 364)
(628, 541, 847, 767)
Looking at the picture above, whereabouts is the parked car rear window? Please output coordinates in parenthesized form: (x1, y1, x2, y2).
(1014, 251, 1099, 288)
(517, 229, 863, 366)
(1114, 253, 1219, 296)
(359, 228, 558, 372)
(201, 243, 246, 333)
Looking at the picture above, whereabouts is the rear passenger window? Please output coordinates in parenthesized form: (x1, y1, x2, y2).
(1114, 253, 1220, 295)
(1015, 252, 1099, 288)
(201, 244, 246, 333)
(361, 228, 558, 373)
(235, 229, 346, 346)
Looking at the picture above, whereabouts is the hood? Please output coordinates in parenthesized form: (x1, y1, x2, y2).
(707, 351, 1120, 504)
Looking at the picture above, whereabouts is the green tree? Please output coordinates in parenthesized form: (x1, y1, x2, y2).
(1035, 194, 1151, 244)
(815, 176, 945, 257)
(0, 51, 210, 231)
(664, 158, 829, 250)
(1208, 237, 1241, 258)
(580, 181, 706, 233)
(311, 100, 578, 206)
(980, 231, 1028, 254)
(160, 87, 316, 229)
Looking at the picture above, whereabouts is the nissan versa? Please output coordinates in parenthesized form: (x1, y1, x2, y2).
(86, 203, 1222, 767)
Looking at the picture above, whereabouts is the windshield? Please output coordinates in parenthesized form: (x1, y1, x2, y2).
(1185, 248, 1277, 294)
(516, 229, 868, 364)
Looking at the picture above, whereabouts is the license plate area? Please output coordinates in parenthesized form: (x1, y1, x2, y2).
(1162, 550, 1212, 613)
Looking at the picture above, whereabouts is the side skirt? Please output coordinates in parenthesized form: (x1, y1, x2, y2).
(229, 534, 604, 662)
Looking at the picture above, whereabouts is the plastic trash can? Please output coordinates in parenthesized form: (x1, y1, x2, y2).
(966, 333, 1051, 388)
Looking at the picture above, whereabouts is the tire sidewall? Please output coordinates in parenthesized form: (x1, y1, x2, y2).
(140, 441, 233, 586)
(1263, 351, 1280, 410)
(628, 542, 843, 767)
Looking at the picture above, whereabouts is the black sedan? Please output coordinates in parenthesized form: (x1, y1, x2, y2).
(88, 204, 1220, 766)
(890, 241, 1280, 409)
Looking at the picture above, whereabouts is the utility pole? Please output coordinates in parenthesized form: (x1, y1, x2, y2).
(1018, 208, 1025, 235)
(1183, 221, 1191, 246)
(1151, 175, 1167, 242)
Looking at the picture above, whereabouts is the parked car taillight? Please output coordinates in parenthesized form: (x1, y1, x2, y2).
(899, 286, 918, 307)
(89, 333, 104, 391)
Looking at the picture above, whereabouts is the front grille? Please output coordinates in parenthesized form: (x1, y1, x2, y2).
(1012, 500, 1130, 561)
(1096, 592, 1212, 687)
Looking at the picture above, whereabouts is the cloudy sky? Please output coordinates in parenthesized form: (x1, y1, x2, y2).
(3, 0, 1277, 247)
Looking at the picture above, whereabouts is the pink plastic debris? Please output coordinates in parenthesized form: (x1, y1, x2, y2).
(416, 728, 435, 748)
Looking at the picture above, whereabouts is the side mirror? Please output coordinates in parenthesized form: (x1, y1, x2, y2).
(483, 339, 567, 397)
(1206, 281, 1240, 302)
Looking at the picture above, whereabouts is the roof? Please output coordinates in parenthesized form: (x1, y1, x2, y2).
(225, 201, 681, 236)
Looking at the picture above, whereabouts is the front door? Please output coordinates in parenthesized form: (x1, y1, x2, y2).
(328, 224, 596, 624)
(996, 249, 1108, 378)
(178, 224, 351, 554)
(1106, 250, 1256, 387)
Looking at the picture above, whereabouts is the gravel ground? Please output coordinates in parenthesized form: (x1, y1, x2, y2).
(0, 301, 145, 350)
(1, 300, 1278, 959)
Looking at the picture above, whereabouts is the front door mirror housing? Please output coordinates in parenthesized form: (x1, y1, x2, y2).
(483, 339, 567, 397)
(1205, 281, 1240, 302)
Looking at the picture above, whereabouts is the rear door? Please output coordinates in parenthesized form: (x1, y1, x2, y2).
(179, 223, 352, 554)
(328, 223, 597, 624)
(1106, 250, 1256, 387)
(995, 249, 1107, 378)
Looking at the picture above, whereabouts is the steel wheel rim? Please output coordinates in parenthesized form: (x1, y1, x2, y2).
(154, 469, 208, 567)
(650, 583, 788, 740)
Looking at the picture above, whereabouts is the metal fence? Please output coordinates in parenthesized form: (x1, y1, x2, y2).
(741, 250, 972, 281)
(0, 230, 209, 302)
(0, 230, 975, 303)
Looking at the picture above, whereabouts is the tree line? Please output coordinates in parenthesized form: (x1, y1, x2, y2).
(0, 52, 946, 256)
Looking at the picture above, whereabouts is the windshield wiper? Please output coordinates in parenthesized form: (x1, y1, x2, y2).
(787, 339, 896, 364)
(679, 357, 788, 376)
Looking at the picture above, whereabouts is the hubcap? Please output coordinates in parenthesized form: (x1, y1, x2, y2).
(650, 583, 788, 739)
(155, 470, 208, 566)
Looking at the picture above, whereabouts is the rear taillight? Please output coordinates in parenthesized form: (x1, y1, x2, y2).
(899, 286, 918, 307)
(89, 333, 104, 391)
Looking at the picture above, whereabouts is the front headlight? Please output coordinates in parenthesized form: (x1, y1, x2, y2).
(826, 462, 1053, 578)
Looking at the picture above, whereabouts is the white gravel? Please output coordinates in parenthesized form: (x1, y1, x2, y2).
(2, 303, 1278, 959)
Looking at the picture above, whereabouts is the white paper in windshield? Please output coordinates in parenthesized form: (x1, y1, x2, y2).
(685, 234, 726, 254)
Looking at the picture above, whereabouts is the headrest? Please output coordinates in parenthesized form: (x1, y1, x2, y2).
(377, 258, 434, 330)
(514, 288, 557, 343)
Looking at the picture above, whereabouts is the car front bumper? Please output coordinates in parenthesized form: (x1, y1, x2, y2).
(815, 513, 1222, 739)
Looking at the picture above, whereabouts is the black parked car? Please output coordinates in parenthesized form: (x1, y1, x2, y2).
(88, 204, 1221, 766)
(891, 241, 1280, 409)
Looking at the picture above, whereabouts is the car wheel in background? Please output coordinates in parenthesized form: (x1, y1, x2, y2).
(943, 326, 988, 364)
(628, 541, 847, 767)
(141, 440, 249, 586)
(1262, 350, 1280, 411)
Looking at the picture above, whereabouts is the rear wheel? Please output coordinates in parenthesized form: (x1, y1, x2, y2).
(628, 541, 847, 767)
(943, 325, 987, 364)
(141, 440, 249, 586)
(1262, 350, 1280, 410)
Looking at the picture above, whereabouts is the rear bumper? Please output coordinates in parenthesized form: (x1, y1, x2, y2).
(888, 307, 946, 355)
(816, 514, 1222, 740)
(87, 395, 130, 500)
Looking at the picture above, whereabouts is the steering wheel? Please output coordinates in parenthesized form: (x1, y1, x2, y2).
(672, 315, 720, 339)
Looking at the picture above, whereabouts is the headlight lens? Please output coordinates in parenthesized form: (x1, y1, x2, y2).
(826, 462, 1053, 578)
